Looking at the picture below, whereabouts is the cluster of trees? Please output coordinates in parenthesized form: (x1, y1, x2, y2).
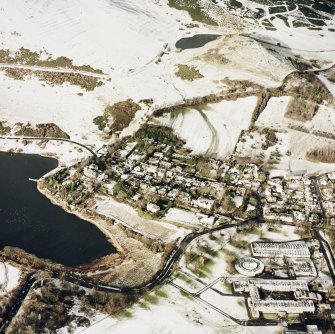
(0, 121, 11, 135)
(93, 99, 140, 133)
(285, 97, 318, 121)
(81, 288, 137, 315)
(7, 278, 138, 333)
(283, 72, 333, 106)
(134, 125, 182, 146)
(0, 47, 102, 74)
(306, 146, 335, 163)
(7, 280, 76, 334)
(12, 122, 70, 139)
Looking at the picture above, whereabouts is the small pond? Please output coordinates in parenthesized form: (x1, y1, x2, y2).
(175, 34, 221, 50)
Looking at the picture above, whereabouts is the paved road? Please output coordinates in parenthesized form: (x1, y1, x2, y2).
(3, 214, 334, 330)
(0, 274, 36, 334)
(1, 173, 334, 329)
(311, 177, 335, 282)
(51, 219, 257, 295)
(170, 281, 280, 327)
(0, 136, 97, 157)
(316, 230, 335, 282)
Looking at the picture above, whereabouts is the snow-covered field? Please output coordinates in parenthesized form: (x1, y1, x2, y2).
(157, 96, 258, 158)
(71, 285, 281, 334)
(305, 105, 335, 138)
(0, 0, 218, 146)
(0, 138, 90, 166)
(0, 0, 188, 74)
(246, 91, 335, 173)
(266, 129, 335, 174)
(0, 0, 332, 162)
(94, 195, 188, 242)
(0, 0, 333, 139)
(200, 291, 249, 320)
(281, 130, 335, 173)
(256, 95, 335, 139)
(0, 0, 320, 154)
(0, 262, 21, 296)
(0, 71, 110, 147)
(194, 34, 295, 87)
(0, 1, 334, 332)
(256, 96, 291, 128)
(67, 224, 310, 333)
(165, 208, 203, 228)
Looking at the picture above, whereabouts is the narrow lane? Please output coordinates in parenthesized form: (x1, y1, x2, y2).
(0, 274, 36, 334)
(311, 177, 335, 282)
(0, 136, 97, 157)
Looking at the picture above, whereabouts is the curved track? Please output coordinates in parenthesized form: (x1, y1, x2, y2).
(0, 136, 97, 157)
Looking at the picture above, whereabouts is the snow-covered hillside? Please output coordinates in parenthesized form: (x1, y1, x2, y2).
(157, 96, 258, 158)
(0, 0, 187, 74)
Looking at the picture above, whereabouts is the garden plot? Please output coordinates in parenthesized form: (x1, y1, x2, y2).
(158, 96, 257, 158)
(235, 128, 288, 164)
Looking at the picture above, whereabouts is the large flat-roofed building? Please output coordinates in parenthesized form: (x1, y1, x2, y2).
(283, 325, 322, 334)
(251, 241, 310, 258)
(249, 299, 315, 317)
(290, 259, 317, 277)
(233, 279, 309, 293)
(235, 279, 315, 318)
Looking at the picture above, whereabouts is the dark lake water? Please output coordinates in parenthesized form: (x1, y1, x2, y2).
(175, 34, 221, 50)
(0, 152, 116, 267)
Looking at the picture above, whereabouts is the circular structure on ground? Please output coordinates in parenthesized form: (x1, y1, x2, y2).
(235, 257, 264, 277)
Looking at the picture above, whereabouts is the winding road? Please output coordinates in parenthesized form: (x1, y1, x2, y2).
(0, 218, 257, 333)
(312, 177, 335, 282)
(53, 219, 256, 295)
(1, 181, 335, 332)
(195, 107, 220, 156)
(0, 136, 97, 157)
(0, 274, 36, 334)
